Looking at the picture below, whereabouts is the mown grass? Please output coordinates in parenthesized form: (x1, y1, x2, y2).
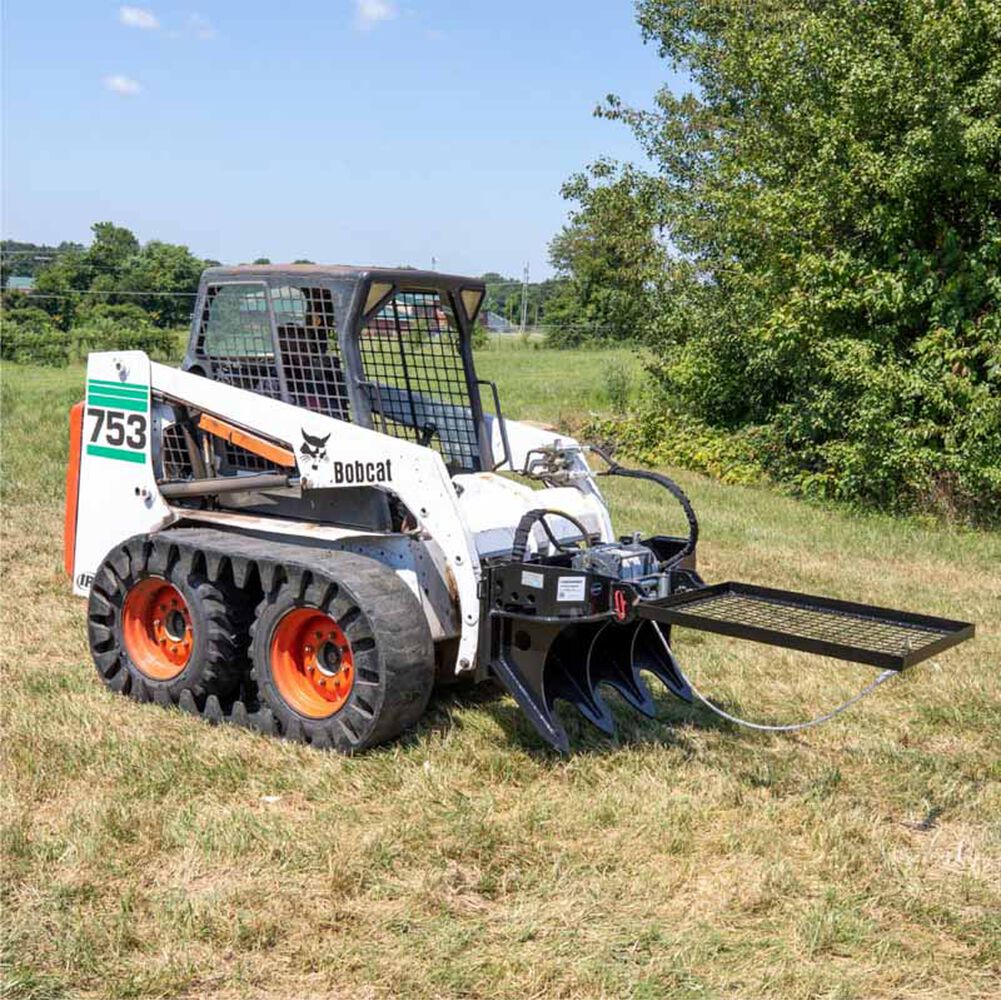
(2, 349, 999, 999)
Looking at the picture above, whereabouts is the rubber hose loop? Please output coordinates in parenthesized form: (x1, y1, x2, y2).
(511, 508, 595, 563)
(649, 623, 899, 733)
(602, 466, 699, 568)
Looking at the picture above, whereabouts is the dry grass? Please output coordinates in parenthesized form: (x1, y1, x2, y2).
(2, 355, 999, 1000)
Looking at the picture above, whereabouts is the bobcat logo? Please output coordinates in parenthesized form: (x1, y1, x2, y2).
(300, 429, 331, 471)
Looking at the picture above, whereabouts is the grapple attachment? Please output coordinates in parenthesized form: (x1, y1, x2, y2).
(484, 459, 974, 752)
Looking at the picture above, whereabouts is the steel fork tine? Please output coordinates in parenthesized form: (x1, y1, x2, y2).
(632, 621, 692, 703)
(587, 622, 657, 718)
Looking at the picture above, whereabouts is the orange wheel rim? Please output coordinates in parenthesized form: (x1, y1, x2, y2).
(270, 608, 354, 718)
(122, 578, 193, 680)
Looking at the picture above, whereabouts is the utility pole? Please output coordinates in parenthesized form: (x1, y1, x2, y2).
(519, 262, 530, 334)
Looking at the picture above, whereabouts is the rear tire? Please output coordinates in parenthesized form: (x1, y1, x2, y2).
(249, 552, 434, 752)
(87, 536, 246, 706)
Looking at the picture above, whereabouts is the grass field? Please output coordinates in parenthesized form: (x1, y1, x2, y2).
(2, 349, 999, 1000)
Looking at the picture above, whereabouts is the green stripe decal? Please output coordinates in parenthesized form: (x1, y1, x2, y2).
(87, 395, 147, 412)
(87, 377, 147, 392)
(86, 444, 146, 464)
(87, 383, 147, 400)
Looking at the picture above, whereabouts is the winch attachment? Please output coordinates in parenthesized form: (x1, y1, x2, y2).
(485, 460, 974, 751)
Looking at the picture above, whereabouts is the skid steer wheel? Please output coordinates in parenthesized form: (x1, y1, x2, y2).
(87, 537, 246, 707)
(249, 553, 434, 753)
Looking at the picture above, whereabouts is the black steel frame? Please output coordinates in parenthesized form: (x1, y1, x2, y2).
(640, 582, 975, 670)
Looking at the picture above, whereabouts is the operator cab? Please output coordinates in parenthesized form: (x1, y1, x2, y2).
(179, 265, 493, 476)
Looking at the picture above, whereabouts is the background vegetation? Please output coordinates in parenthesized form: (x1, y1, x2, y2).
(549, 0, 1001, 526)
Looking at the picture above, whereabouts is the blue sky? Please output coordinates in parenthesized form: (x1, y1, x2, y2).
(2, 2, 685, 278)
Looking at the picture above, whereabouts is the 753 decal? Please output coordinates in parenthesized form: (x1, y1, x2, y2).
(85, 378, 149, 464)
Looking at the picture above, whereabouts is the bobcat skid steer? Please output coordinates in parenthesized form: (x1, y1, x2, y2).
(65, 265, 974, 752)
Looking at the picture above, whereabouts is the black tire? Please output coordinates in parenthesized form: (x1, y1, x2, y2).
(249, 552, 434, 752)
(87, 535, 247, 706)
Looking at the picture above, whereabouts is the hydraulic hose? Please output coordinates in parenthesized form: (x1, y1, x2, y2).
(587, 444, 699, 568)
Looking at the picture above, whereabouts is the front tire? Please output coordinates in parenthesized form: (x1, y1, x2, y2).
(249, 552, 434, 752)
(87, 536, 246, 706)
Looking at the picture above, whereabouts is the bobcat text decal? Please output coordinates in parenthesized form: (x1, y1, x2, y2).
(333, 459, 393, 485)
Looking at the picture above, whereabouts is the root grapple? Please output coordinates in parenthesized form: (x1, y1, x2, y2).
(481, 455, 974, 751)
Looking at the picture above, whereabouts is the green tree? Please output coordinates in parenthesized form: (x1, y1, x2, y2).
(32, 246, 91, 328)
(87, 222, 140, 274)
(570, 0, 1001, 521)
(119, 241, 204, 326)
(29, 223, 205, 329)
(547, 160, 666, 345)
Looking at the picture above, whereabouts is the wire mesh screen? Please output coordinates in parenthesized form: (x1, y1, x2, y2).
(196, 284, 281, 398)
(194, 281, 349, 473)
(220, 439, 283, 474)
(359, 290, 482, 471)
(684, 591, 948, 657)
(272, 285, 350, 421)
(160, 424, 193, 480)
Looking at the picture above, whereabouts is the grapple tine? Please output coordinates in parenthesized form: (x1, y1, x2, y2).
(546, 656, 616, 735)
(631, 621, 692, 703)
(586, 622, 657, 718)
(491, 649, 571, 752)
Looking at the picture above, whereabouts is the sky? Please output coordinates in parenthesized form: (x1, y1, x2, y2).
(2, 2, 686, 278)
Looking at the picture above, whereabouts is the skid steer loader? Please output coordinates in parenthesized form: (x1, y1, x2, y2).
(65, 265, 974, 752)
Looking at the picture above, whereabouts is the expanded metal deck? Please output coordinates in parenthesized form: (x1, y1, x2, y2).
(644, 582, 974, 670)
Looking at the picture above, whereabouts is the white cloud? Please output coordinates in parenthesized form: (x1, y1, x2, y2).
(354, 0, 397, 30)
(104, 74, 142, 95)
(119, 6, 160, 30)
(187, 13, 217, 40)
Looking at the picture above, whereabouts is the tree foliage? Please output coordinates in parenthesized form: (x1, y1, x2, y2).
(1, 240, 84, 287)
(481, 273, 567, 329)
(566, 0, 1001, 522)
(546, 161, 666, 345)
(27, 222, 206, 329)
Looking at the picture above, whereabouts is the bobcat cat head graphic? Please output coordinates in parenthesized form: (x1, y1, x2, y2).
(300, 429, 331, 471)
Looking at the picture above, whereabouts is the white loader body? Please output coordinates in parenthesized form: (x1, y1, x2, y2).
(69, 350, 614, 675)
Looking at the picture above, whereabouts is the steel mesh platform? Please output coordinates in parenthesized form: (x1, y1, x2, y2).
(643, 582, 974, 670)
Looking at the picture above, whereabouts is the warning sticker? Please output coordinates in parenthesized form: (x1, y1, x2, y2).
(556, 576, 587, 602)
(521, 570, 545, 590)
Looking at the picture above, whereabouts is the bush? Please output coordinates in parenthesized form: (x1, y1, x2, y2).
(602, 361, 632, 414)
(72, 316, 178, 361)
(2, 307, 68, 366)
(1, 309, 180, 366)
(757, 336, 1001, 524)
(471, 323, 489, 349)
(73, 302, 155, 328)
(586, 391, 766, 488)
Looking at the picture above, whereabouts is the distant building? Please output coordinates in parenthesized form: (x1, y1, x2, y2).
(6, 276, 35, 291)
(481, 311, 513, 333)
